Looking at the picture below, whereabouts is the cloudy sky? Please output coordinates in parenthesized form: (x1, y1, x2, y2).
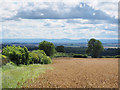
(0, 0, 119, 39)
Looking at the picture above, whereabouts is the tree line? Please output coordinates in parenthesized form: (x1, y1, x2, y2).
(1, 41, 55, 66)
(1, 38, 120, 66)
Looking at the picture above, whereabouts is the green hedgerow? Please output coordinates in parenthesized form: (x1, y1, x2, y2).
(73, 54, 88, 58)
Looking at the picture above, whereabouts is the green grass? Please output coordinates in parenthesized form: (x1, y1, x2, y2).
(2, 63, 53, 88)
(0, 67, 2, 90)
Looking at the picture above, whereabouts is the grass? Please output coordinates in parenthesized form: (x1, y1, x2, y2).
(2, 63, 53, 88)
(0, 67, 2, 89)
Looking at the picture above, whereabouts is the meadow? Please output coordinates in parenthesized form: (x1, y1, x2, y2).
(2, 63, 53, 88)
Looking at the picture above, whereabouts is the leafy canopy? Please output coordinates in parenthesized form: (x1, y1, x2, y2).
(2, 45, 29, 65)
(86, 38, 104, 58)
(39, 41, 55, 57)
(56, 46, 65, 53)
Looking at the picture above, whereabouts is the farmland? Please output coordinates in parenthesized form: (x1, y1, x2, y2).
(1, 40, 119, 88)
(23, 57, 118, 88)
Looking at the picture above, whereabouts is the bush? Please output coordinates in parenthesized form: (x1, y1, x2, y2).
(39, 41, 55, 57)
(41, 55, 52, 64)
(99, 56, 105, 58)
(0, 54, 9, 66)
(29, 50, 52, 64)
(32, 50, 46, 56)
(54, 52, 73, 58)
(29, 52, 40, 64)
(2, 46, 52, 65)
(73, 54, 88, 58)
(103, 56, 115, 58)
(115, 55, 120, 58)
(99, 55, 120, 58)
(2, 45, 29, 65)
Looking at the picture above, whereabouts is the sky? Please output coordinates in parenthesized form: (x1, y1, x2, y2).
(0, 0, 119, 39)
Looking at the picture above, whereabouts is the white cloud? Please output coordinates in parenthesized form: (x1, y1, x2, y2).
(0, 1, 118, 39)
(2, 19, 118, 39)
(0, 1, 118, 24)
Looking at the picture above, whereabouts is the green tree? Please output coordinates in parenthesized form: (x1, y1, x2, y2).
(39, 41, 55, 57)
(56, 46, 65, 53)
(23, 46, 29, 64)
(86, 38, 104, 58)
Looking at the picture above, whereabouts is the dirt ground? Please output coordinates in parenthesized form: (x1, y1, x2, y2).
(24, 58, 118, 88)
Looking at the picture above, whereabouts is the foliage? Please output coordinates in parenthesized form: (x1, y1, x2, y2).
(29, 50, 52, 64)
(2, 63, 53, 88)
(0, 54, 9, 66)
(2, 45, 29, 65)
(73, 54, 88, 58)
(41, 55, 52, 64)
(29, 52, 40, 64)
(54, 52, 73, 58)
(115, 55, 120, 58)
(101, 48, 119, 56)
(39, 41, 55, 57)
(86, 38, 104, 58)
(56, 46, 65, 53)
(64, 47, 87, 54)
(99, 55, 120, 58)
(103, 56, 114, 58)
(2, 43, 119, 57)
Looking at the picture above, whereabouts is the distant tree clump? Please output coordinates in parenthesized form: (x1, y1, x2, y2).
(56, 46, 65, 53)
(39, 41, 55, 57)
(86, 38, 104, 58)
(73, 54, 88, 58)
(2, 45, 29, 65)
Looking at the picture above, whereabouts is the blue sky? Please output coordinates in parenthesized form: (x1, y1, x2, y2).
(0, 0, 118, 39)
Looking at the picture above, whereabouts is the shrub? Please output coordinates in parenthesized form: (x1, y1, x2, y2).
(104, 56, 114, 58)
(0, 54, 9, 66)
(29, 52, 40, 64)
(73, 54, 88, 58)
(39, 41, 55, 57)
(29, 50, 52, 64)
(115, 55, 120, 58)
(41, 55, 52, 64)
(54, 52, 73, 58)
(32, 50, 46, 56)
(2, 45, 29, 65)
(2, 46, 52, 65)
(99, 56, 105, 58)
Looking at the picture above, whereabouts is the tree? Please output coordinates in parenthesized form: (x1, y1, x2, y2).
(39, 41, 55, 57)
(86, 38, 104, 58)
(56, 46, 65, 53)
(2, 45, 29, 65)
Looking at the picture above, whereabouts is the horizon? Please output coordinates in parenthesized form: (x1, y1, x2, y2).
(1, 38, 118, 44)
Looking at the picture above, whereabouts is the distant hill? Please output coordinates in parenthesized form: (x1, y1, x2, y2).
(2, 38, 118, 44)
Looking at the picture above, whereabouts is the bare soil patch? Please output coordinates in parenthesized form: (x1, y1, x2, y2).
(25, 57, 118, 88)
